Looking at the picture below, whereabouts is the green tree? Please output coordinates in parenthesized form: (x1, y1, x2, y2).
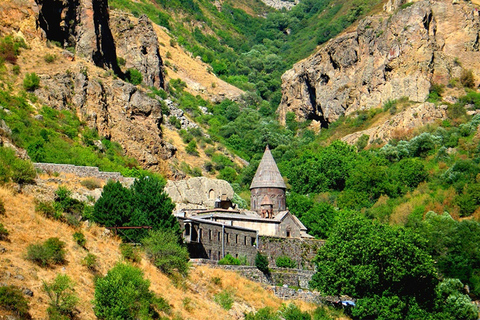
(255, 252, 269, 274)
(42, 274, 79, 319)
(142, 230, 189, 277)
(93, 263, 158, 320)
(300, 202, 337, 239)
(93, 181, 132, 228)
(310, 214, 438, 312)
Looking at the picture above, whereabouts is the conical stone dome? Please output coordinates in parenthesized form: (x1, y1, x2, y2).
(250, 146, 286, 190)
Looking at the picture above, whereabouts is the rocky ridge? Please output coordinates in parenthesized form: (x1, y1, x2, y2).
(278, 0, 480, 131)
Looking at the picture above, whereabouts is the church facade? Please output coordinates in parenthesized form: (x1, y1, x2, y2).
(175, 146, 315, 265)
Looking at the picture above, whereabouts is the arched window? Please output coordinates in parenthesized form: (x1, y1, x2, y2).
(208, 189, 215, 200)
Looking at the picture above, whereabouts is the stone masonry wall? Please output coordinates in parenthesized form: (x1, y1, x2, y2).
(259, 236, 324, 270)
(34, 163, 135, 185)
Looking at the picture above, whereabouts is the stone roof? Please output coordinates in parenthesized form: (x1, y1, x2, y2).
(261, 195, 273, 206)
(250, 146, 286, 189)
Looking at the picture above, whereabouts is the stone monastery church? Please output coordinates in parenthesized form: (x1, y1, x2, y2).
(171, 146, 313, 264)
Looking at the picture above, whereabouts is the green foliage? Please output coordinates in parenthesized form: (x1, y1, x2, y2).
(460, 69, 475, 88)
(142, 229, 190, 277)
(218, 253, 242, 265)
(93, 263, 161, 320)
(311, 214, 437, 307)
(0, 147, 37, 185)
(0, 285, 31, 318)
(73, 232, 86, 247)
(23, 72, 40, 91)
(280, 303, 312, 320)
(0, 198, 5, 215)
(275, 255, 297, 269)
(120, 243, 141, 263)
(42, 274, 79, 319)
(0, 223, 8, 240)
(0, 35, 27, 65)
(26, 237, 66, 267)
(125, 68, 143, 85)
(80, 178, 101, 190)
(44, 54, 56, 63)
(185, 140, 199, 156)
(82, 253, 98, 271)
(214, 290, 235, 310)
(427, 83, 444, 102)
(93, 176, 177, 243)
(255, 252, 269, 274)
(245, 307, 280, 320)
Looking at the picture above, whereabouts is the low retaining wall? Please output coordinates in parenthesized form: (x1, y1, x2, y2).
(192, 260, 314, 289)
(34, 163, 135, 184)
(259, 236, 324, 270)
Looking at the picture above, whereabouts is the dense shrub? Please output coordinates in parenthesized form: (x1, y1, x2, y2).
(0, 35, 27, 65)
(0, 285, 31, 318)
(82, 253, 98, 271)
(80, 178, 101, 190)
(93, 263, 161, 319)
(460, 69, 475, 88)
(255, 252, 269, 274)
(73, 232, 86, 247)
(23, 72, 40, 91)
(120, 243, 141, 263)
(0, 223, 9, 241)
(43, 274, 79, 319)
(218, 254, 241, 265)
(125, 68, 143, 85)
(26, 237, 66, 267)
(275, 255, 297, 269)
(142, 230, 189, 276)
(214, 290, 235, 310)
(0, 199, 5, 215)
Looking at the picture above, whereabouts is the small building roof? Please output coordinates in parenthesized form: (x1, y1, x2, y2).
(260, 195, 273, 206)
(250, 146, 287, 189)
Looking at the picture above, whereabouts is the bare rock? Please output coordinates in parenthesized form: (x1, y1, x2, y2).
(278, 0, 480, 127)
(342, 102, 448, 145)
(165, 177, 234, 210)
(111, 14, 165, 88)
(34, 71, 176, 172)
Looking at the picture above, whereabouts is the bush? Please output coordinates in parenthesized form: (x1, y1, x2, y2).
(142, 230, 189, 277)
(23, 72, 40, 91)
(43, 274, 79, 319)
(185, 140, 199, 156)
(11, 160, 36, 185)
(44, 54, 56, 63)
(0, 223, 9, 240)
(26, 237, 66, 267)
(214, 290, 235, 310)
(0, 285, 31, 318)
(275, 255, 297, 269)
(0, 199, 5, 215)
(73, 232, 86, 247)
(80, 178, 101, 190)
(218, 254, 241, 265)
(93, 263, 160, 319)
(125, 68, 143, 85)
(35, 201, 60, 220)
(82, 253, 98, 271)
(460, 69, 475, 88)
(120, 243, 141, 263)
(255, 252, 269, 274)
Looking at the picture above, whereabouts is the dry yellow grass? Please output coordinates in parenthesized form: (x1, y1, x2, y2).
(0, 185, 316, 319)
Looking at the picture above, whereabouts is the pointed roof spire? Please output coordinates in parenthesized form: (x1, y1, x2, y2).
(250, 146, 286, 189)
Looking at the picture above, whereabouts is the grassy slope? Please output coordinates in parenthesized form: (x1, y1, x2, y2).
(0, 182, 318, 319)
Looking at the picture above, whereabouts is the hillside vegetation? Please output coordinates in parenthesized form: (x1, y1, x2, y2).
(0, 184, 328, 319)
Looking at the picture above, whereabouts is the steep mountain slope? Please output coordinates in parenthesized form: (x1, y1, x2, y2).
(0, 183, 316, 319)
(278, 0, 480, 134)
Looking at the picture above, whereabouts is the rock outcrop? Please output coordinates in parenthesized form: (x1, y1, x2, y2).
(260, 0, 299, 10)
(278, 0, 480, 127)
(34, 70, 175, 171)
(34, 0, 165, 88)
(165, 177, 234, 210)
(342, 102, 448, 145)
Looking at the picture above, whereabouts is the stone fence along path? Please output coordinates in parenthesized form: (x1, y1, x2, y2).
(33, 163, 135, 184)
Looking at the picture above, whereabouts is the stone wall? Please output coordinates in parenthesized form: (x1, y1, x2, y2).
(259, 236, 324, 270)
(178, 217, 258, 265)
(34, 163, 135, 185)
(192, 261, 315, 289)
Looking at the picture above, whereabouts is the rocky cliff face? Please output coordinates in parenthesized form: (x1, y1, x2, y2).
(278, 0, 480, 127)
(34, 0, 165, 88)
(34, 70, 175, 171)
